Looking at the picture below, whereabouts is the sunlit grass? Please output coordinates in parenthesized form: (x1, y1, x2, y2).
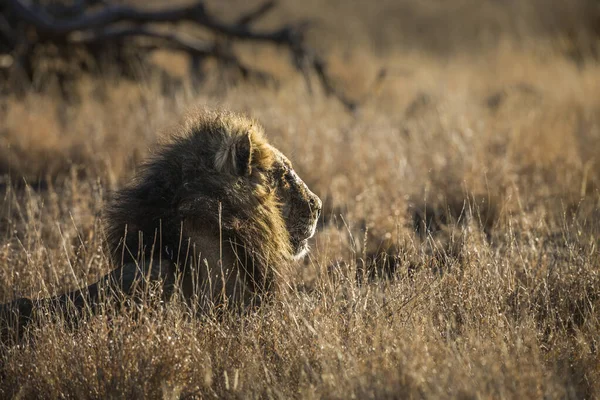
(1, 16, 600, 398)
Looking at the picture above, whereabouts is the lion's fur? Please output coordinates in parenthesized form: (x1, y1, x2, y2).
(104, 109, 299, 304)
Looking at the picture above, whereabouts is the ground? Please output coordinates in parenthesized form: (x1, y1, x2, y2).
(0, 0, 599, 398)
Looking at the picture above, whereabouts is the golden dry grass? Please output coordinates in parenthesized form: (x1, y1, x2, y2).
(1, 1, 600, 398)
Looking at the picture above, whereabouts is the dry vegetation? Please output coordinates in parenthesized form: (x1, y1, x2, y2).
(1, 0, 600, 398)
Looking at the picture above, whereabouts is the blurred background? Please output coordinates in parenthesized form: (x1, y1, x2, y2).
(2, 0, 600, 177)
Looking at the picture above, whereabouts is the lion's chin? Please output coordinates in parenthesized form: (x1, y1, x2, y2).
(292, 239, 310, 260)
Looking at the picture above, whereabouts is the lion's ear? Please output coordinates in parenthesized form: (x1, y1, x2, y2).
(215, 132, 253, 176)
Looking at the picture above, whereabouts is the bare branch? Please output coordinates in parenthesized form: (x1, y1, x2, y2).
(71, 26, 215, 55)
(1, 0, 361, 112)
(5, 0, 297, 44)
(312, 56, 358, 112)
(72, 26, 274, 83)
(0, 14, 16, 47)
(5, 0, 207, 36)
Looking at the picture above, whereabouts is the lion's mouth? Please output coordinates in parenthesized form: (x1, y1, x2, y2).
(290, 219, 318, 259)
(292, 238, 310, 260)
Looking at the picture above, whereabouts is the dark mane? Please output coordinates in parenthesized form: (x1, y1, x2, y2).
(104, 109, 292, 276)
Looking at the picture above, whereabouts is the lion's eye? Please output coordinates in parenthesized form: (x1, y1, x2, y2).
(284, 170, 298, 185)
(287, 170, 300, 186)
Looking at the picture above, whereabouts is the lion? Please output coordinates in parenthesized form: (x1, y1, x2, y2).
(1, 109, 321, 338)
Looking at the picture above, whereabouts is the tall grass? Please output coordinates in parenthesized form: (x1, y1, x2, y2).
(1, 1, 600, 397)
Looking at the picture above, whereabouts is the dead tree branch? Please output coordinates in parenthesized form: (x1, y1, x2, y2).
(0, 0, 369, 111)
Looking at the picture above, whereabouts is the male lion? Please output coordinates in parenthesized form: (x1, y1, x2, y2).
(1, 109, 321, 336)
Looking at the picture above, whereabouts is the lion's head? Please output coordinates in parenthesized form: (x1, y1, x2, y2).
(267, 145, 321, 259)
(105, 109, 321, 300)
